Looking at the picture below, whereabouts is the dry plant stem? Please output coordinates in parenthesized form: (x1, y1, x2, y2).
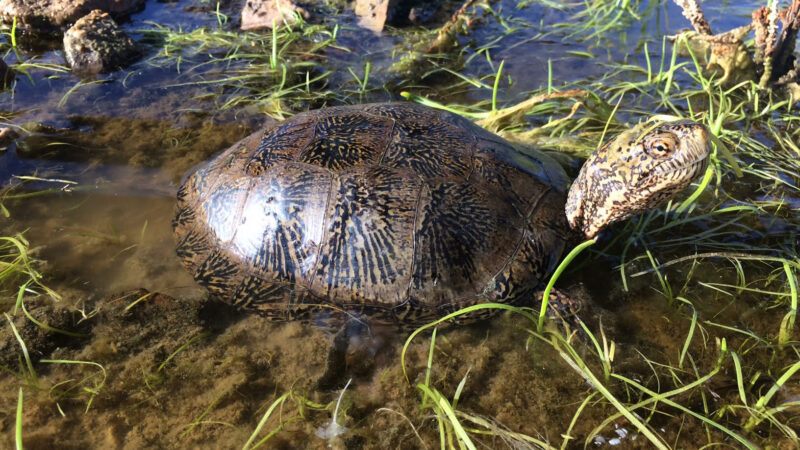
(753, 6, 770, 64)
(426, 0, 482, 54)
(673, 0, 712, 35)
(476, 89, 588, 130)
(389, 0, 485, 76)
(759, 0, 780, 87)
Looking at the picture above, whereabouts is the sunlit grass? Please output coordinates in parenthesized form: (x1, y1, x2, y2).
(14, 387, 22, 450)
(0, 234, 60, 306)
(242, 390, 329, 450)
(0, 0, 798, 448)
(393, 3, 800, 446)
(141, 17, 342, 118)
(4, 312, 37, 383)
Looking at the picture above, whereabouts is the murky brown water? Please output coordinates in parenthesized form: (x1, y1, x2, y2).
(1, 1, 798, 448)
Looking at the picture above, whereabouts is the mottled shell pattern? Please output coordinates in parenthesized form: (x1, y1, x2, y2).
(173, 102, 572, 324)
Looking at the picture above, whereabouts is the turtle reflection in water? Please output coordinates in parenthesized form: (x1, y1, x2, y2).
(173, 102, 710, 329)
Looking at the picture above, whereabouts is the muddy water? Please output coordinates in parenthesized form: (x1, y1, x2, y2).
(1, 1, 796, 449)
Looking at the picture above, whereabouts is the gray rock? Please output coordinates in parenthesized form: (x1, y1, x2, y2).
(63, 10, 139, 75)
(0, 0, 145, 30)
(241, 0, 308, 31)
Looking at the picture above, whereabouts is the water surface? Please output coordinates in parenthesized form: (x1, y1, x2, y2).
(0, 1, 797, 449)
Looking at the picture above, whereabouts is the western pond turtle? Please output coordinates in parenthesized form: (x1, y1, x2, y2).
(173, 102, 710, 325)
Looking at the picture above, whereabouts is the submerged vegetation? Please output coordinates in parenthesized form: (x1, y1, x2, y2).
(0, 0, 799, 448)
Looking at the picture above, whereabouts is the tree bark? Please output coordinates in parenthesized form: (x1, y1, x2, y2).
(673, 0, 712, 35)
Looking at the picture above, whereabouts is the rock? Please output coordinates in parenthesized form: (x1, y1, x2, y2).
(240, 0, 308, 31)
(63, 10, 139, 75)
(355, 0, 397, 32)
(0, 0, 145, 30)
(355, 0, 440, 32)
(0, 58, 13, 88)
(0, 126, 19, 149)
(408, 4, 437, 25)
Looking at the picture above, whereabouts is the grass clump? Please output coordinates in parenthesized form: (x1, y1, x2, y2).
(142, 18, 341, 118)
(0, 233, 60, 307)
(242, 390, 332, 450)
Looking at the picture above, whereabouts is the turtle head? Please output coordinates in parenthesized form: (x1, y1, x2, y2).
(565, 121, 711, 239)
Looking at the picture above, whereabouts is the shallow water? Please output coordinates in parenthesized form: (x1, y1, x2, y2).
(1, 1, 798, 449)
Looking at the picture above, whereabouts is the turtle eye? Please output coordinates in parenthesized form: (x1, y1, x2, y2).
(644, 133, 678, 158)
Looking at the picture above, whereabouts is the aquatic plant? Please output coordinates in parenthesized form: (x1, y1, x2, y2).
(0, 0, 798, 448)
(242, 390, 329, 449)
(14, 387, 22, 450)
(141, 17, 340, 118)
(315, 378, 352, 440)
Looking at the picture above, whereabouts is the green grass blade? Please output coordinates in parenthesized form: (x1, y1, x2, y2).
(242, 392, 291, 450)
(539, 238, 596, 331)
(15, 387, 23, 450)
(5, 313, 37, 382)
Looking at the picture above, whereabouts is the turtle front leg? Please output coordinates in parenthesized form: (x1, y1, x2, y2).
(316, 318, 375, 390)
(533, 287, 583, 325)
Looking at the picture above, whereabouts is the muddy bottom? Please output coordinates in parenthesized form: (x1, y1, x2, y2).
(0, 273, 775, 449)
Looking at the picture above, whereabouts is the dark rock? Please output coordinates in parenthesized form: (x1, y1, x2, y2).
(63, 10, 139, 75)
(0, 58, 13, 88)
(0, 0, 146, 30)
(240, 0, 308, 31)
(408, 4, 437, 25)
(0, 126, 19, 148)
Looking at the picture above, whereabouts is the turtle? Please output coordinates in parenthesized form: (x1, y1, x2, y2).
(172, 102, 711, 327)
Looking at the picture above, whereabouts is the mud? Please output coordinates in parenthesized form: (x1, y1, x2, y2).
(0, 0, 797, 448)
(0, 268, 787, 449)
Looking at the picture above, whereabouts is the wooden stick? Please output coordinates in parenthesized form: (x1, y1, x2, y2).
(753, 6, 770, 64)
(426, 0, 481, 54)
(773, 0, 800, 80)
(673, 0, 712, 35)
(759, 0, 779, 87)
(476, 89, 588, 130)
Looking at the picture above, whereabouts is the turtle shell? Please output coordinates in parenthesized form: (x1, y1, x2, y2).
(173, 102, 571, 324)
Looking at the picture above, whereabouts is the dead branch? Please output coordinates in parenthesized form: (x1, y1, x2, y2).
(759, 0, 780, 87)
(389, 0, 486, 76)
(425, 0, 481, 54)
(673, 0, 712, 35)
(476, 89, 588, 131)
(773, 0, 800, 81)
(753, 6, 770, 64)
